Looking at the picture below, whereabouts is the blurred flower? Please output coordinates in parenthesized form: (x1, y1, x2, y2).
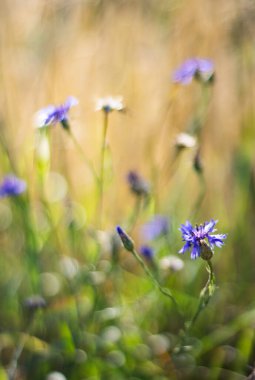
(172, 58, 214, 85)
(175, 133, 197, 149)
(142, 215, 169, 241)
(127, 171, 150, 197)
(0, 175, 26, 197)
(23, 295, 46, 312)
(179, 219, 227, 260)
(159, 255, 184, 272)
(116, 226, 134, 252)
(95, 96, 125, 113)
(140, 245, 154, 260)
(35, 96, 78, 128)
(46, 372, 67, 380)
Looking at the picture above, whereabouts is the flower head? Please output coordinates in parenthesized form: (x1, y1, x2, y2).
(36, 96, 78, 128)
(172, 58, 214, 85)
(127, 171, 150, 197)
(175, 133, 197, 150)
(142, 215, 169, 241)
(95, 96, 125, 113)
(0, 175, 26, 198)
(179, 219, 227, 260)
(140, 245, 154, 260)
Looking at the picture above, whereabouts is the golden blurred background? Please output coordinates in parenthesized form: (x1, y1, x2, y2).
(0, 0, 254, 225)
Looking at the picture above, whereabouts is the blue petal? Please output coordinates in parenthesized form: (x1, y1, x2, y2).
(197, 58, 214, 73)
(65, 96, 79, 109)
(179, 242, 191, 254)
(203, 219, 217, 234)
(191, 243, 201, 259)
(208, 234, 227, 247)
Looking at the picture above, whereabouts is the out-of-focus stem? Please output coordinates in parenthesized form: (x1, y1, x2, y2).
(186, 259, 215, 331)
(131, 247, 179, 310)
(65, 128, 99, 184)
(98, 111, 109, 228)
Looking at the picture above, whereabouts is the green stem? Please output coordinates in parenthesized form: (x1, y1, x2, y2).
(189, 172, 206, 220)
(7, 318, 34, 380)
(187, 259, 215, 331)
(131, 247, 179, 310)
(98, 111, 109, 228)
(65, 129, 99, 184)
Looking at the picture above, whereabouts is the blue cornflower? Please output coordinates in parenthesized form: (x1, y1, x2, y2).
(179, 219, 227, 260)
(0, 175, 26, 198)
(127, 171, 150, 197)
(172, 58, 214, 85)
(36, 96, 78, 128)
(140, 245, 154, 260)
(142, 215, 169, 241)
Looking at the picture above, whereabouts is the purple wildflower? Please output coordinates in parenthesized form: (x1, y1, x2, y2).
(36, 96, 78, 128)
(172, 58, 214, 85)
(140, 245, 154, 260)
(0, 175, 26, 197)
(142, 215, 169, 241)
(127, 171, 150, 197)
(179, 219, 227, 260)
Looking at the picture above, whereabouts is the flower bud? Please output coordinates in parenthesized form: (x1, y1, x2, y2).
(116, 226, 134, 252)
(200, 240, 213, 261)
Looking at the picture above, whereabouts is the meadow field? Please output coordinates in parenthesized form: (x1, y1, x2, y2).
(0, 0, 255, 379)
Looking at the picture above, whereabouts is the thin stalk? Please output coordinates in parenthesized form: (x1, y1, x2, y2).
(127, 196, 143, 232)
(186, 259, 215, 331)
(189, 172, 206, 220)
(98, 111, 109, 228)
(7, 319, 33, 380)
(131, 247, 179, 311)
(65, 128, 99, 184)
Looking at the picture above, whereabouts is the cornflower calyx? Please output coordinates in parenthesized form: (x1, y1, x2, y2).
(179, 219, 226, 260)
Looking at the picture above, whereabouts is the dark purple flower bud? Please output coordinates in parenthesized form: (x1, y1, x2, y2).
(142, 215, 169, 241)
(140, 245, 154, 260)
(36, 96, 78, 128)
(116, 226, 134, 252)
(0, 175, 26, 198)
(179, 219, 227, 260)
(127, 171, 150, 197)
(172, 58, 214, 85)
